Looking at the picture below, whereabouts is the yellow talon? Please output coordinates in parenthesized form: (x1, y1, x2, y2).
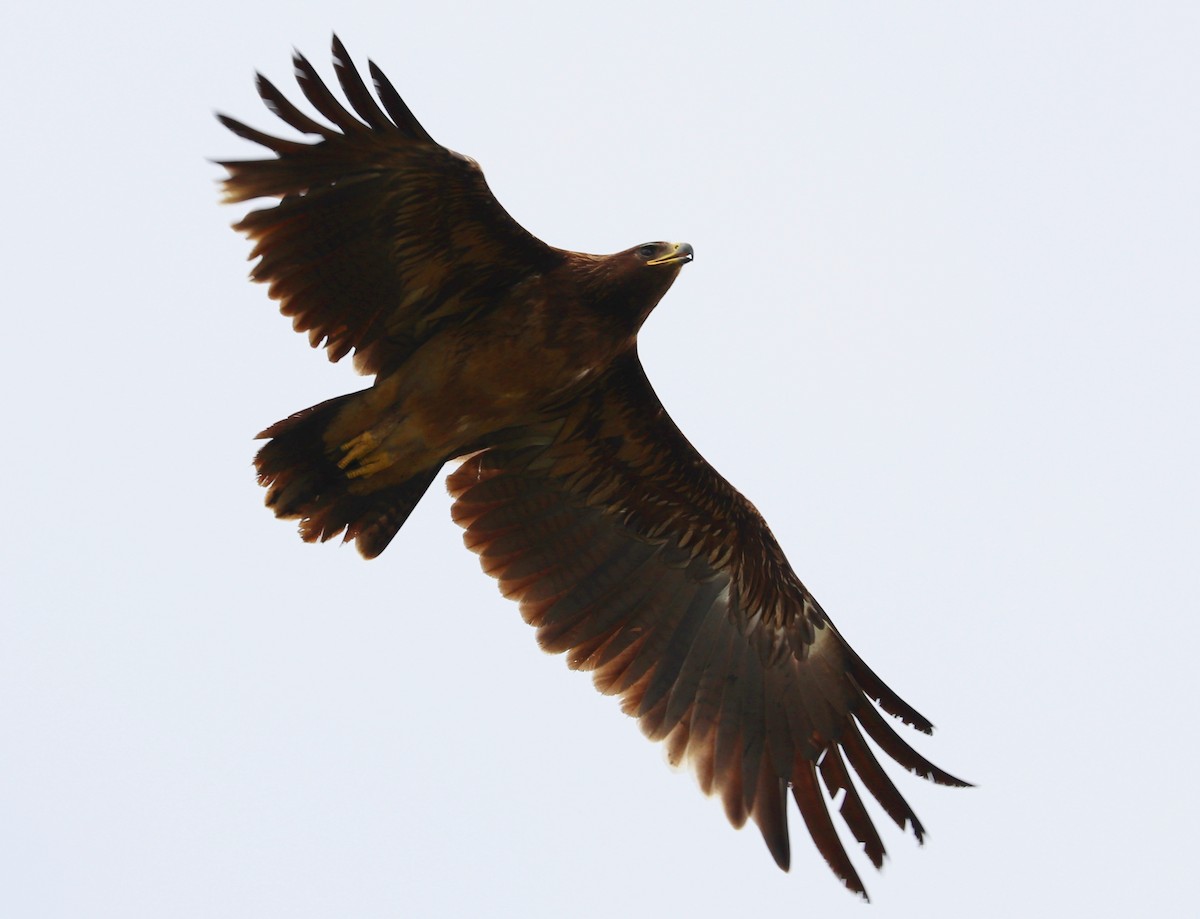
(337, 432, 392, 478)
(346, 453, 392, 478)
(337, 432, 377, 469)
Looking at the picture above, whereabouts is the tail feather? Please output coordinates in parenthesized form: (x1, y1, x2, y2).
(254, 393, 437, 558)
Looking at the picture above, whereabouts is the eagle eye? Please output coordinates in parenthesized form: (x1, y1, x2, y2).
(637, 244, 659, 260)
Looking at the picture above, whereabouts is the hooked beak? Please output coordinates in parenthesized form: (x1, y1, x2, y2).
(645, 242, 694, 266)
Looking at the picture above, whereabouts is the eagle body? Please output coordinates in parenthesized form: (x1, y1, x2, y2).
(218, 37, 967, 898)
(327, 247, 689, 481)
(253, 242, 691, 552)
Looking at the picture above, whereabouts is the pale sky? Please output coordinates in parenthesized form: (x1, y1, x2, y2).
(4, 2, 1199, 917)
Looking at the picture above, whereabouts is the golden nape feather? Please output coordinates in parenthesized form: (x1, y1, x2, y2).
(218, 36, 969, 898)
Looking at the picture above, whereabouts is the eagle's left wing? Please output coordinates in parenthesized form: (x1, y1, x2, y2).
(447, 355, 967, 898)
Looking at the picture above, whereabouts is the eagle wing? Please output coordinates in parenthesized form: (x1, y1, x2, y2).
(217, 37, 563, 376)
(447, 355, 967, 898)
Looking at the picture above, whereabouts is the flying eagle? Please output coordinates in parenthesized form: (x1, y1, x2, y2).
(217, 37, 967, 898)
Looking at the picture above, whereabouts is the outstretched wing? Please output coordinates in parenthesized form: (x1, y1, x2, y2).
(217, 36, 564, 376)
(447, 355, 968, 898)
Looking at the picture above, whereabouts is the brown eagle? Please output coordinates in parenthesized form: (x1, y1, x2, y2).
(218, 37, 967, 898)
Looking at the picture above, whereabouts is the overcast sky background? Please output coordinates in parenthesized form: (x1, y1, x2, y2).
(4, 2, 1198, 917)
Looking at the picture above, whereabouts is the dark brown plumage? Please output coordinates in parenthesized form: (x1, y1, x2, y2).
(218, 37, 968, 897)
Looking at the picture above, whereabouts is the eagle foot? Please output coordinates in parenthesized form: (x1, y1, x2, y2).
(338, 432, 392, 479)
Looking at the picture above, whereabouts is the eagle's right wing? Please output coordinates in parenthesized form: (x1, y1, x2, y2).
(217, 36, 564, 377)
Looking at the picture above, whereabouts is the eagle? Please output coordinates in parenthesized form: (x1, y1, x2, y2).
(217, 37, 967, 898)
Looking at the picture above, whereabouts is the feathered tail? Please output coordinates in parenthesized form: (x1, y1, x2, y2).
(254, 393, 438, 558)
